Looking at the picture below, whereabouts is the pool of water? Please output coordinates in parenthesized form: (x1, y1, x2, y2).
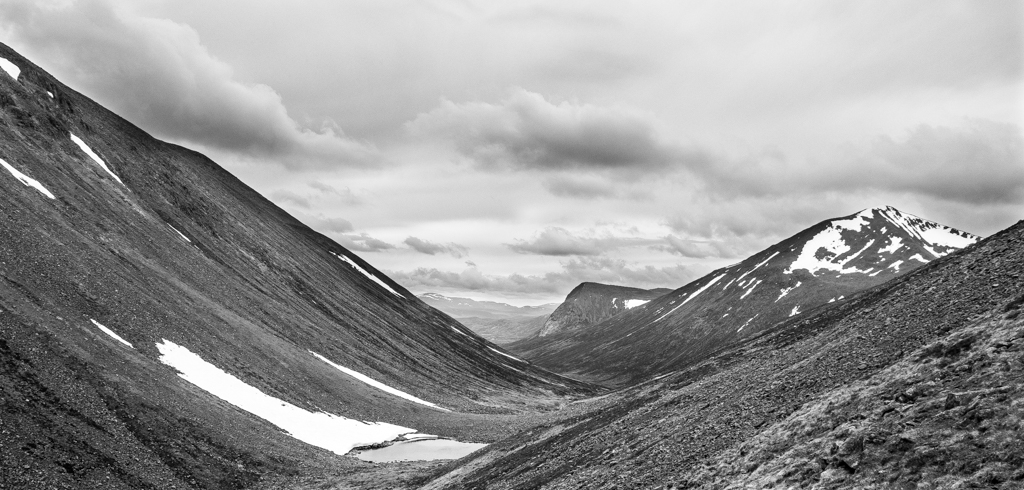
(354, 438, 488, 463)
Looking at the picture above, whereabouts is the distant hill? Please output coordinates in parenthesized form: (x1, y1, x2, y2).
(534, 283, 671, 338)
(511, 206, 980, 385)
(418, 293, 558, 343)
(418, 293, 558, 319)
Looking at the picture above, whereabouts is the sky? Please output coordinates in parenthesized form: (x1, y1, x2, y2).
(1, 0, 1021, 305)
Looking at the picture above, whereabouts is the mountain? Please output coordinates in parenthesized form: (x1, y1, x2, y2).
(513, 206, 980, 385)
(418, 293, 558, 344)
(418, 293, 558, 319)
(422, 219, 1022, 489)
(533, 283, 671, 338)
(0, 43, 595, 489)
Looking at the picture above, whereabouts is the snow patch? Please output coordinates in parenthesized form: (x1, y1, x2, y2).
(909, 253, 929, 263)
(655, 274, 725, 322)
(0, 57, 20, 79)
(624, 299, 649, 309)
(46, 91, 53, 98)
(785, 224, 873, 276)
(774, 281, 802, 302)
(157, 340, 418, 455)
(879, 236, 903, 254)
(737, 314, 759, 333)
(332, 252, 405, 298)
(0, 158, 55, 199)
(789, 305, 801, 317)
(888, 260, 904, 272)
(168, 224, 191, 243)
(310, 351, 446, 411)
(488, 346, 524, 363)
(740, 279, 761, 299)
(69, 133, 123, 185)
(735, 251, 779, 283)
(91, 319, 132, 348)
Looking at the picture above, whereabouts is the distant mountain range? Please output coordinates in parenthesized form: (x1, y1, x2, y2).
(511, 206, 980, 385)
(418, 293, 558, 344)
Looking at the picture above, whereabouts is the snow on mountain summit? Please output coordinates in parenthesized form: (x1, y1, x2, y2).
(511, 206, 980, 385)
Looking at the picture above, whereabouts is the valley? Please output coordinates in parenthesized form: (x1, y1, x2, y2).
(0, 27, 1020, 490)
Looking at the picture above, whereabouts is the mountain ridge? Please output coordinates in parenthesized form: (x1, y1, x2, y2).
(512, 206, 980, 385)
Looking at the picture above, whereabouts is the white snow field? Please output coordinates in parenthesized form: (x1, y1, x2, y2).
(69, 133, 124, 185)
(156, 339, 419, 455)
(310, 351, 448, 411)
(0, 158, 55, 199)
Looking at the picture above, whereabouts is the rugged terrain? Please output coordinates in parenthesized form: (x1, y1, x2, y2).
(514, 206, 979, 385)
(0, 43, 595, 489)
(418, 293, 557, 344)
(422, 219, 1023, 489)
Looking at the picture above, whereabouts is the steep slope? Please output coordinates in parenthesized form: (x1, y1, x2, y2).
(0, 44, 593, 489)
(516, 206, 979, 385)
(422, 219, 1023, 489)
(531, 282, 671, 338)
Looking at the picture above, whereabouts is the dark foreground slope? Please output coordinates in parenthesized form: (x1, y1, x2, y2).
(423, 220, 1022, 489)
(518, 206, 978, 385)
(0, 44, 592, 489)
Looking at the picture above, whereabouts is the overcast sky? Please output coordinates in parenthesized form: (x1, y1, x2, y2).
(2, 0, 1021, 305)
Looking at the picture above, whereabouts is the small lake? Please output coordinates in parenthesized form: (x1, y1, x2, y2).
(354, 439, 488, 463)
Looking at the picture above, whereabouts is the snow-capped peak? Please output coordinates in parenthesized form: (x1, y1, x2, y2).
(785, 206, 978, 277)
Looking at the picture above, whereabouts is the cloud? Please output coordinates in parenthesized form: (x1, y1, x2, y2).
(270, 190, 310, 208)
(403, 237, 468, 258)
(0, 0, 379, 170)
(316, 217, 355, 234)
(407, 88, 703, 172)
(388, 257, 696, 296)
(655, 235, 743, 259)
(310, 182, 364, 205)
(543, 174, 618, 199)
(335, 233, 395, 252)
(507, 227, 606, 256)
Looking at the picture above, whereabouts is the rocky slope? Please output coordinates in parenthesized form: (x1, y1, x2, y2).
(514, 206, 979, 385)
(0, 43, 594, 489)
(421, 219, 1022, 489)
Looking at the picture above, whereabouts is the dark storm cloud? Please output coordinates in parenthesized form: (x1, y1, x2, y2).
(388, 257, 696, 296)
(403, 237, 468, 258)
(407, 89, 702, 172)
(0, 0, 379, 170)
